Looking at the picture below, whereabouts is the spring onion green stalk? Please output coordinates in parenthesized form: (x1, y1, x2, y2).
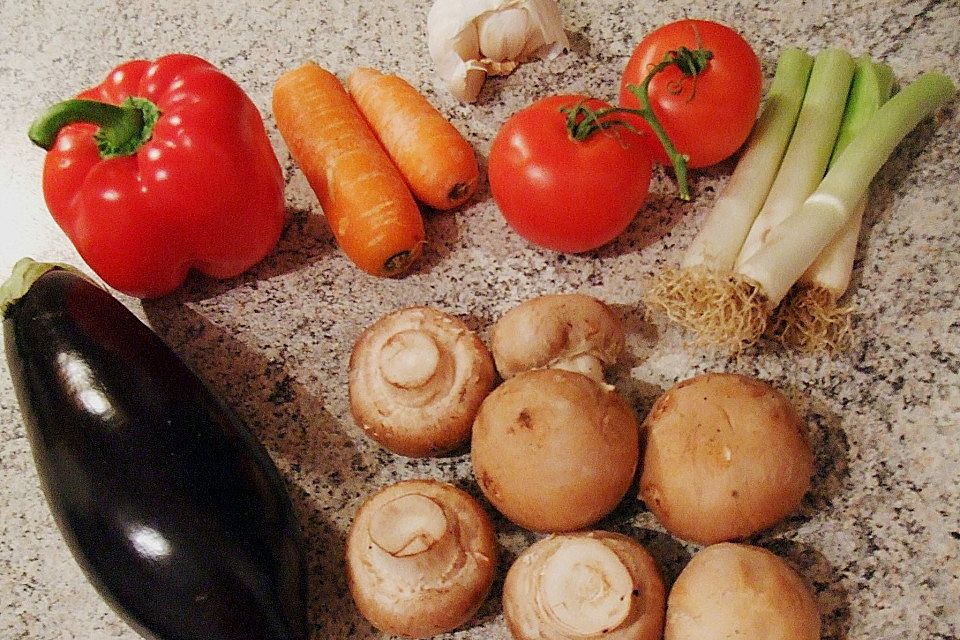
(682, 48, 814, 271)
(770, 56, 895, 351)
(736, 48, 855, 266)
(643, 47, 814, 349)
(737, 70, 956, 313)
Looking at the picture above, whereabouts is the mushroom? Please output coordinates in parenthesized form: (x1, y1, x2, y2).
(349, 306, 496, 457)
(639, 372, 814, 544)
(664, 543, 821, 640)
(504, 531, 666, 640)
(490, 293, 625, 382)
(345, 479, 498, 638)
(471, 368, 639, 532)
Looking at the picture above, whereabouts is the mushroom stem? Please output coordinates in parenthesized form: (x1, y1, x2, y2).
(551, 353, 605, 384)
(379, 330, 441, 389)
(368, 494, 448, 557)
(536, 538, 633, 636)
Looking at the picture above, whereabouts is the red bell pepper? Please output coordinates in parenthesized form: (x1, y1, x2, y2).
(28, 54, 286, 298)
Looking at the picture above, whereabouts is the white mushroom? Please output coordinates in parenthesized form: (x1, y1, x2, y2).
(665, 543, 821, 640)
(349, 306, 496, 457)
(490, 293, 625, 383)
(346, 479, 498, 638)
(639, 372, 814, 544)
(504, 531, 666, 640)
(471, 368, 639, 532)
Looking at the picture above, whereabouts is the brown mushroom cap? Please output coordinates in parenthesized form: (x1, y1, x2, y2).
(664, 543, 821, 640)
(349, 306, 496, 457)
(639, 372, 813, 545)
(490, 293, 625, 381)
(471, 369, 639, 532)
(504, 531, 666, 640)
(346, 479, 498, 638)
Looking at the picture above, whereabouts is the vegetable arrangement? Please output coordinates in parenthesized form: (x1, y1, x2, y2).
(27, 54, 286, 299)
(345, 294, 824, 638)
(9, 5, 957, 640)
(1, 260, 308, 640)
(487, 18, 762, 252)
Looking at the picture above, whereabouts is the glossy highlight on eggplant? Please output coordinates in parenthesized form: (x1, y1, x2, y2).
(2, 259, 308, 640)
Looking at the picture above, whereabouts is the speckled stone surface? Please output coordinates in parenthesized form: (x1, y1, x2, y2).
(1, 1, 958, 638)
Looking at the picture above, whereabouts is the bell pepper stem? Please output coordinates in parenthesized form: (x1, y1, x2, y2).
(28, 97, 160, 159)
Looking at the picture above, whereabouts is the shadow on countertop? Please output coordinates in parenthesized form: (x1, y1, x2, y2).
(142, 298, 374, 638)
(761, 537, 853, 640)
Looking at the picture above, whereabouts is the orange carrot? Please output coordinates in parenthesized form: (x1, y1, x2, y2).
(272, 62, 425, 277)
(348, 67, 479, 211)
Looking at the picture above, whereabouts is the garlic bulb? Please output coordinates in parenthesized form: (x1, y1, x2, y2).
(427, 0, 570, 102)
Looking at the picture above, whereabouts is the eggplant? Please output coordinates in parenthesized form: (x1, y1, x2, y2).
(1, 259, 308, 640)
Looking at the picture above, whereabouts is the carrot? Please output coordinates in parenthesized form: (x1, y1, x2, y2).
(272, 62, 425, 277)
(347, 67, 479, 211)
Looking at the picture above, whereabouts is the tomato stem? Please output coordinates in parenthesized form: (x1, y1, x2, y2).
(560, 46, 713, 201)
(626, 46, 712, 201)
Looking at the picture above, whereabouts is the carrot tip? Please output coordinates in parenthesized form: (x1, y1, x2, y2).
(383, 250, 416, 277)
(447, 181, 472, 203)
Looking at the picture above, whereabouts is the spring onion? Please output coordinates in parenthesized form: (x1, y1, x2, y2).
(643, 48, 814, 348)
(735, 48, 855, 266)
(645, 46, 956, 352)
(769, 56, 895, 351)
(682, 47, 814, 272)
(737, 70, 955, 307)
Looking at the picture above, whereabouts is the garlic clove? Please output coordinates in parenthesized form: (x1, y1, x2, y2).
(476, 7, 530, 62)
(515, 0, 569, 61)
(427, 0, 569, 102)
(447, 58, 490, 103)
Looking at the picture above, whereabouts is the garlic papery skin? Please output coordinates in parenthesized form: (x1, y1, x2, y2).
(427, 0, 570, 102)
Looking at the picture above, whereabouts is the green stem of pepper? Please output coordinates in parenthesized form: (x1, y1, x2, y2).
(562, 46, 713, 201)
(28, 97, 161, 159)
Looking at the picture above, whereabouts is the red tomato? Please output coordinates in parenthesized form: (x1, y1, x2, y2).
(488, 95, 652, 254)
(619, 19, 762, 169)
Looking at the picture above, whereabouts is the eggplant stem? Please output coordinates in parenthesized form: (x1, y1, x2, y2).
(1, 258, 83, 317)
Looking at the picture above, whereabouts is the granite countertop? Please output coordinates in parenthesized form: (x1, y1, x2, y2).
(1, 1, 958, 638)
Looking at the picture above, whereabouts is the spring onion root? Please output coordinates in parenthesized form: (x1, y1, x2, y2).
(643, 267, 769, 352)
(767, 285, 854, 351)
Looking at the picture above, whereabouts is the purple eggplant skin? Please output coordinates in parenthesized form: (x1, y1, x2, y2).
(2, 263, 308, 640)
